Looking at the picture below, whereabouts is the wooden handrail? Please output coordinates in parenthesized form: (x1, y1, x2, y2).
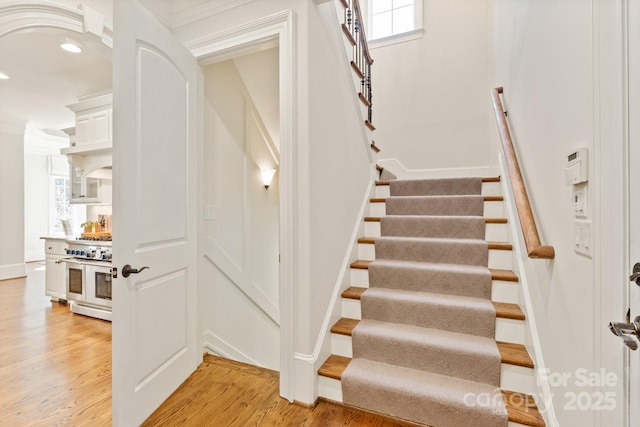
(491, 87, 555, 259)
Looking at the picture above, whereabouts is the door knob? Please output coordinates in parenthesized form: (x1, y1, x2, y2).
(609, 316, 640, 350)
(122, 264, 149, 278)
(630, 263, 640, 285)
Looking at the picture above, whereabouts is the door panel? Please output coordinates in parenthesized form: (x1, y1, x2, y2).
(112, 0, 199, 425)
(629, 0, 640, 424)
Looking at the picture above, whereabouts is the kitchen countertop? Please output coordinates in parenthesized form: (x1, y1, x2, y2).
(40, 236, 71, 241)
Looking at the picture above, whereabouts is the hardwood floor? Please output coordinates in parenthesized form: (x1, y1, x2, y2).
(1, 263, 415, 426)
(144, 355, 417, 427)
(0, 262, 111, 426)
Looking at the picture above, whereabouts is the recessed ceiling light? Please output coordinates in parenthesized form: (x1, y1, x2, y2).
(60, 43, 82, 53)
(0, 72, 8, 79)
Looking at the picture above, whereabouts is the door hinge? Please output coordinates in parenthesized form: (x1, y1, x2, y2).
(112, 267, 118, 279)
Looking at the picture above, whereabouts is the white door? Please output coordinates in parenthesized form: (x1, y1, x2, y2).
(111, 0, 200, 425)
(629, 1, 640, 424)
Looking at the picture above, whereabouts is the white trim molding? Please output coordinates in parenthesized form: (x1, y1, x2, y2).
(0, 2, 113, 48)
(377, 157, 500, 180)
(0, 263, 27, 281)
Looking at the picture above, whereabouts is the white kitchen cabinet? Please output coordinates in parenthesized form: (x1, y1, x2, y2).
(66, 93, 112, 149)
(44, 239, 68, 302)
(75, 109, 111, 147)
(70, 166, 102, 203)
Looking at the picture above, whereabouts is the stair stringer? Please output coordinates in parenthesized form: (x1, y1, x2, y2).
(306, 176, 378, 402)
(499, 154, 558, 426)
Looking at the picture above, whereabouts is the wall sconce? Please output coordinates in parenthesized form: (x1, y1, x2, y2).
(261, 168, 276, 189)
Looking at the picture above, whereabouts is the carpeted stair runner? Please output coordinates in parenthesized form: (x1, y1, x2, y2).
(381, 215, 486, 239)
(385, 195, 484, 216)
(361, 287, 496, 337)
(341, 177, 510, 426)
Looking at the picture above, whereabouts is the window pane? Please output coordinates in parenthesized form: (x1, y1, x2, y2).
(393, 5, 414, 34)
(372, 0, 392, 14)
(372, 11, 393, 39)
(394, 0, 414, 8)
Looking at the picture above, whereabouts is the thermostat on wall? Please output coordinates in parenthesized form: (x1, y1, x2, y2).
(565, 148, 588, 185)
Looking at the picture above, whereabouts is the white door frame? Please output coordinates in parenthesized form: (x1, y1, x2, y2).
(594, 0, 631, 426)
(184, 10, 297, 401)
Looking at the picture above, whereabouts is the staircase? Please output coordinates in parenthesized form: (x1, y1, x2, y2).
(317, 177, 546, 427)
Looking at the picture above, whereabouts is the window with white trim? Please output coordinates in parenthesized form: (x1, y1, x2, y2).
(369, 0, 423, 41)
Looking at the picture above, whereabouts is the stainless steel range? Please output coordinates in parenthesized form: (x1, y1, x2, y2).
(61, 239, 113, 321)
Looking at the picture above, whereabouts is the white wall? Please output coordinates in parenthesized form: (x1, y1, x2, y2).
(234, 47, 280, 149)
(371, 0, 496, 172)
(0, 123, 26, 279)
(491, 1, 602, 425)
(200, 59, 280, 371)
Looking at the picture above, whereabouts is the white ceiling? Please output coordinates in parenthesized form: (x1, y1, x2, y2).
(0, 27, 112, 134)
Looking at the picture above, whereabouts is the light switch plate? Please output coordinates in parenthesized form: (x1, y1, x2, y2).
(574, 219, 592, 257)
(204, 204, 216, 221)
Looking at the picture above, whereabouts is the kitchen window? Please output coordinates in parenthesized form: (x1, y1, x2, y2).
(49, 155, 85, 235)
(368, 0, 424, 45)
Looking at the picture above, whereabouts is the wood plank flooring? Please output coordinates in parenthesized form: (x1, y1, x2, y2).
(0, 262, 112, 426)
(1, 263, 417, 426)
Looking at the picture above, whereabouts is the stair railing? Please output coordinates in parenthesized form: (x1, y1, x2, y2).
(340, 0, 373, 125)
(491, 87, 555, 259)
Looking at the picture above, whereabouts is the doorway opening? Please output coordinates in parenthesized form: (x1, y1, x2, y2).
(199, 41, 281, 371)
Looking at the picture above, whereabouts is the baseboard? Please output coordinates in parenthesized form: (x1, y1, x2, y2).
(0, 263, 27, 280)
(202, 330, 261, 367)
(377, 158, 500, 180)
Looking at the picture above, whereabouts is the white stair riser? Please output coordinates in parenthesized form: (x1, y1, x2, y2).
(318, 378, 535, 427)
(332, 333, 353, 358)
(329, 333, 535, 395)
(350, 270, 520, 305)
(341, 297, 526, 344)
(492, 280, 520, 305)
(486, 223, 508, 242)
(364, 221, 508, 242)
(374, 181, 502, 198)
(318, 375, 343, 402)
(501, 364, 536, 396)
(374, 185, 390, 198)
(356, 244, 513, 270)
(481, 182, 502, 195)
(488, 249, 513, 270)
(370, 201, 504, 217)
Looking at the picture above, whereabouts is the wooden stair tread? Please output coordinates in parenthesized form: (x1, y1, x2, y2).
(318, 356, 544, 426)
(318, 354, 350, 380)
(341, 286, 368, 300)
(490, 269, 519, 282)
(341, 24, 356, 46)
(502, 390, 546, 427)
(376, 177, 500, 186)
(488, 241, 513, 250)
(375, 165, 383, 171)
(365, 120, 376, 131)
(497, 341, 534, 368)
(486, 218, 508, 224)
(331, 318, 534, 369)
(350, 260, 519, 282)
(370, 196, 504, 203)
(331, 318, 359, 336)
(492, 302, 526, 320)
(359, 92, 371, 107)
(364, 216, 508, 224)
(357, 237, 512, 251)
(341, 286, 525, 321)
(370, 142, 381, 153)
